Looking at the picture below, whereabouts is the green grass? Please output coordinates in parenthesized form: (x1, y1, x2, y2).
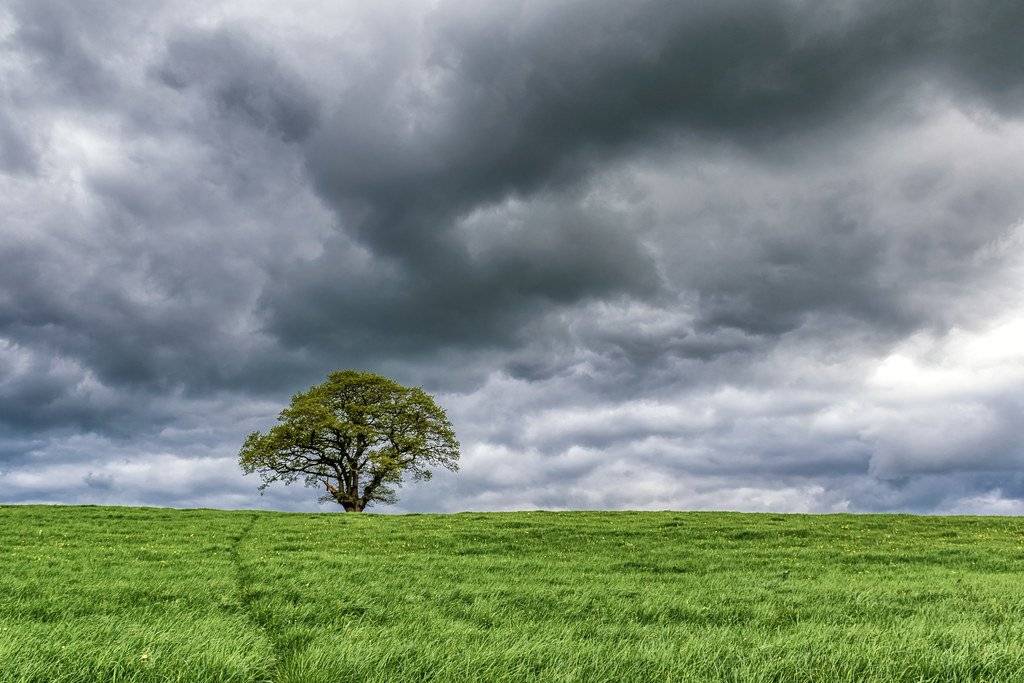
(3, 506, 1024, 682)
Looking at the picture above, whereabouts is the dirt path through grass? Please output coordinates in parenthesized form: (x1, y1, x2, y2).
(229, 512, 296, 681)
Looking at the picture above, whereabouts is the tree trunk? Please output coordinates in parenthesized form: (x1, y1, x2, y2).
(340, 500, 362, 512)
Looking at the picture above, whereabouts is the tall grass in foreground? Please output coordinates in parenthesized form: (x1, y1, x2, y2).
(2, 506, 1024, 681)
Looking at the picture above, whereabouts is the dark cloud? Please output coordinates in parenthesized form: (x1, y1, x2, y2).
(0, 113, 37, 175)
(2, 0, 1024, 513)
(262, 0, 1024, 361)
(6, 0, 121, 105)
(154, 28, 319, 143)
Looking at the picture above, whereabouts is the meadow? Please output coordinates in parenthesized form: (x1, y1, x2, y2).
(2, 505, 1024, 682)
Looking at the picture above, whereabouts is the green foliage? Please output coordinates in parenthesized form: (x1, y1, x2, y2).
(5, 505, 1024, 681)
(239, 370, 459, 511)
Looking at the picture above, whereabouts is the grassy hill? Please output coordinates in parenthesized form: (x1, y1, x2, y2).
(2, 506, 1024, 682)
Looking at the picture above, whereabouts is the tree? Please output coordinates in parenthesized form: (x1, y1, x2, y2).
(239, 370, 459, 511)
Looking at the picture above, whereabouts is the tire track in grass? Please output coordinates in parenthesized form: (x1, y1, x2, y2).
(227, 512, 282, 682)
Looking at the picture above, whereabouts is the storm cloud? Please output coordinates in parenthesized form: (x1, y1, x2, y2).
(2, 0, 1024, 513)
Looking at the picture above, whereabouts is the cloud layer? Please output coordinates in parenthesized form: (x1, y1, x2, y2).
(2, 0, 1024, 513)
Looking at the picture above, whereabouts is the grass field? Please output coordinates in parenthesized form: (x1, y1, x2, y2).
(2, 506, 1024, 682)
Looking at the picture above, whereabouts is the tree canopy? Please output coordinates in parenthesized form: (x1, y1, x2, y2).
(239, 370, 459, 511)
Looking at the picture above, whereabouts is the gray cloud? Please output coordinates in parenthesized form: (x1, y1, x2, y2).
(2, 0, 1024, 513)
(0, 112, 37, 175)
(154, 28, 319, 143)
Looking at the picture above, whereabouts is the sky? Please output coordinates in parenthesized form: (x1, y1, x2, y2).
(2, 0, 1024, 514)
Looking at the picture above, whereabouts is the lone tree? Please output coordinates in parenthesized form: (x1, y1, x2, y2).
(239, 370, 459, 511)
